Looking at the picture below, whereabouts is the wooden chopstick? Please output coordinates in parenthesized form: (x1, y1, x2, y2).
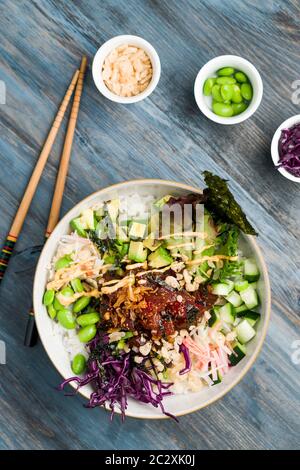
(46, 56, 87, 236)
(24, 56, 88, 347)
(0, 69, 79, 284)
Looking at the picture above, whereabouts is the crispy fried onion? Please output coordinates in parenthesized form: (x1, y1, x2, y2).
(47, 261, 111, 291)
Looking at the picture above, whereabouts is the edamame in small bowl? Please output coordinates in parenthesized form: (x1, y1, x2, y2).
(194, 55, 263, 125)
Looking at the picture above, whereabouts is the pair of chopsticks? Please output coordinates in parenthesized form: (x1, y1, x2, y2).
(0, 56, 87, 346)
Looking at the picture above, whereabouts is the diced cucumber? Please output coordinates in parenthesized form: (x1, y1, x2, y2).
(244, 258, 260, 282)
(129, 222, 146, 240)
(221, 322, 232, 334)
(226, 290, 242, 307)
(240, 286, 259, 309)
(233, 317, 242, 327)
(70, 217, 87, 237)
(249, 281, 258, 290)
(211, 370, 222, 385)
(212, 280, 234, 296)
(229, 342, 246, 365)
(243, 311, 261, 326)
(234, 279, 249, 292)
(234, 303, 248, 315)
(208, 307, 220, 327)
(236, 319, 256, 344)
(148, 246, 173, 268)
(219, 303, 235, 324)
(128, 241, 148, 262)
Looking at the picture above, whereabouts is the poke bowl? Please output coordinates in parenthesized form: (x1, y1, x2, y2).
(33, 178, 271, 419)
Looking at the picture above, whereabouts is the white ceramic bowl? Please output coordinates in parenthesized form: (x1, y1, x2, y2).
(33, 179, 271, 419)
(271, 114, 300, 183)
(92, 35, 161, 104)
(194, 55, 263, 125)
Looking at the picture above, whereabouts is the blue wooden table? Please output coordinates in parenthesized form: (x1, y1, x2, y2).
(0, 0, 299, 450)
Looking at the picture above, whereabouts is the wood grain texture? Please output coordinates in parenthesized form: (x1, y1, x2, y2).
(0, 0, 299, 450)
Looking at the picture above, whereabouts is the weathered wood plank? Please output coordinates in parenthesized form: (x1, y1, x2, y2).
(0, 0, 299, 450)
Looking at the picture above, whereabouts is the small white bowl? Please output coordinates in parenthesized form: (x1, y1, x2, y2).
(271, 114, 300, 183)
(194, 55, 263, 125)
(92, 35, 161, 104)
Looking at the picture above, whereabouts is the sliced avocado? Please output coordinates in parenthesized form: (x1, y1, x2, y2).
(128, 241, 148, 262)
(106, 199, 119, 222)
(80, 208, 96, 230)
(70, 217, 87, 237)
(117, 225, 129, 242)
(129, 222, 146, 240)
(95, 220, 108, 239)
(148, 246, 173, 268)
(94, 206, 104, 220)
(143, 233, 162, 251)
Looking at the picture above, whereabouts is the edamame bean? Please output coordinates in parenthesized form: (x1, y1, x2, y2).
(241, 83, 253, 100)
(212, 101, 234, 117)
(71, 354, 86, 375)
(78, 324, 97, 343)
(217, 67, 235, 76)
(203, 77, 216, 96)
(73, 296, 91, 313)
(216, 76, 236, 85)
(231, 84, 243, 103)
(57, 309, 76, 329)
(235, 71, 248, 83)
(60, 286, 74, 298)
(47, 304, 57, 319)
(53, 295, 64, 311)
(76, 312, 100, 327)
(43, 289, 55, 306)
(55, 255, 72, 271)
(70, 278, 84, 293)
(232, 102, 248, 115)
(211, 84, 223, 102)
(220, 84, 233, 101)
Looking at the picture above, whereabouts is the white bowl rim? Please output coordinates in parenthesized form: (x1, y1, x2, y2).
(33, 178, 271, 419)
(194, 54, 263, 125)
(92, 35, 161, 104)
(271, 114, 300, 183)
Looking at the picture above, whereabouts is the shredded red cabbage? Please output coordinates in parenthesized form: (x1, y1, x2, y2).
(179, 343, 191, 375)
(58, 333, 177, 421)
(277, 124, 300, 178)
